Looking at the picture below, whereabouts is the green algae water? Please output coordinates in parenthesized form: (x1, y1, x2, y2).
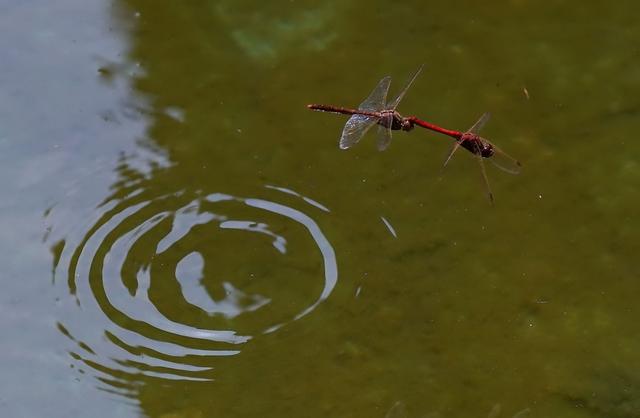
(2, 1, 640, 417)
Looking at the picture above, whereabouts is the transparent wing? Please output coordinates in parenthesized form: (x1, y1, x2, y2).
(467, 112, 521, 174)
(486, 142, 522, 174)
(388, 64, 424, 110)
(441, 139, 462, 171)
(359, 76, 391, 111)
(474, 141, 494, 205)
(376, 124, 393, 151)
(339, 114, 377, 149)
(467, 112, 491, 134)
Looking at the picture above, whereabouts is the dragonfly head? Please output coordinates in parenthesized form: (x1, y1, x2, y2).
(479, 140, 495, 158)
(400, 118, 414, 131)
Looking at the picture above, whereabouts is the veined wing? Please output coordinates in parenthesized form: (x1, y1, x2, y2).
(442, 139, 462, 170)
(388, 64, 424, 110)
(376, 124, 392, 151)
(486, 141, 522, 174)
(358, 76, 391, 111)
(476, 146, 495, 205)
(467, 112, 521, 174)
(339, 114, 377, 149)
(467, 112, 491, 134)
(339, 75, 390, 149)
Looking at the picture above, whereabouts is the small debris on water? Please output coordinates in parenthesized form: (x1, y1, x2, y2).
(380, 216, 398, 238)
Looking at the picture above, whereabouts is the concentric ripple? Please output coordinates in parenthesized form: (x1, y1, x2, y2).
(52, 184, 337, 389)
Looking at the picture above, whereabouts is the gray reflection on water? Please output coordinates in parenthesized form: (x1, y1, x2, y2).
(201, 191, 339, 333)
(72, 199, 249, 343)
(156, 202, 224, 253)
(132, 268, 249, 343)
(176, 251, 271, 318)
(54, 183, 338, 390)
(243, 197, 338, 333)
(220, 220, 288, 254)
(265, 184, 331, 213)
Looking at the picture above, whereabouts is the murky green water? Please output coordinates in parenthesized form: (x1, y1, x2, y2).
(2, 1, 640, 417)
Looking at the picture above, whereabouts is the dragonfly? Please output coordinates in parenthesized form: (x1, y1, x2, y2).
(307, 65, 429, 151)
(307, 66, 522, 203)
(436, 112, 522, 203)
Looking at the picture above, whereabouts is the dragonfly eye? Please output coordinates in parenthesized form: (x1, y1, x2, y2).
(481, 143, 495, 158)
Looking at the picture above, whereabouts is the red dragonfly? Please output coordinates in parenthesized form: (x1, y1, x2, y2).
(307, 65, 427, 151)
(440, 111, 522, 203)
(307, 66, 521, 203)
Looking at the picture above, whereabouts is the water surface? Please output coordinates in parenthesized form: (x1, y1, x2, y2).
(2, 1, 640, 417)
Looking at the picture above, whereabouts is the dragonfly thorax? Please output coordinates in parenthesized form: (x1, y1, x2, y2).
(377, 110, 411, 131)
(460, 133, 495, 158)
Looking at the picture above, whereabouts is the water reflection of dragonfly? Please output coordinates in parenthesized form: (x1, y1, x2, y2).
(307, 65, 522, 203)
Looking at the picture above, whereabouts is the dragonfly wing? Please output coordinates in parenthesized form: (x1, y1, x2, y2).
(487, 143, 522, 174)
(467, 112, 491, 134)
(442, 139, 462, 170)
(376, 124, 393, 151)
(476, 145, 495, 205)
(389, 64, 424, 110)
(359, 76, 391, 111)
(339, 114, 377, 149)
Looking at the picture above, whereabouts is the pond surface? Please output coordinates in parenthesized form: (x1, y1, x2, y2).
(2, 1, 640, 417)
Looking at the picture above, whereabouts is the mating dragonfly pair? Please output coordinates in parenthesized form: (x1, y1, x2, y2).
(307, 65, 521, 203)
